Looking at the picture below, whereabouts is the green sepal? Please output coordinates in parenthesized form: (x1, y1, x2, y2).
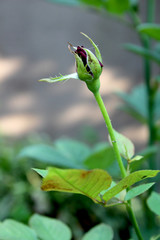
(81, 32, 103, 63)
(39, 72, 79, 83)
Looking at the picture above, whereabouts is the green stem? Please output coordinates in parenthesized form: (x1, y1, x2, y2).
(141, 0, 156, 169)
(94, 91, 143, 240)
(126, 203, 143, 240)
(94, 91, 126, 178)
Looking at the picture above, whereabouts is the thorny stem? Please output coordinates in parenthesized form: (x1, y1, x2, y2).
(94, 90, 143, 240)
(94, 91, 126, 178)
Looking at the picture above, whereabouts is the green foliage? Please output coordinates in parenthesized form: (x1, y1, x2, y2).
(109, 129, 134, 160)
(34, 167, 112, 203)
(104, 0, 130, 15)
(82, 223, 114, 240)
(147, 192, 160, 216)
(137, 24, 160, 41)
(29, 214, 71, 240)
(99, 170, 159, 203)
(0, 219, 37, 240)
(124, 44, 160, 65)
(18, 138, 117, 173)
(116, 84, 160, 123)
(84, 143, 115, 169)
(0, 214, 71, 240)
(124, 182, 155, 201)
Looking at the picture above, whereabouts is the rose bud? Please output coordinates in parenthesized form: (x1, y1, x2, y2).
(68, 33, 103, 94)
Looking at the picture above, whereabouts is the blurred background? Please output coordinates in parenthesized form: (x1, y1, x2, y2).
(0, 0, 150, 150)
(1, 1, 160, 239)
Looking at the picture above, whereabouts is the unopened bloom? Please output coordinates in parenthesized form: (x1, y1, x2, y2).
(68, 43, 103, 82)
(40, 33, 103, 94)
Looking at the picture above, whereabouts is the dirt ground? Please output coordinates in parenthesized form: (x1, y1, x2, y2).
(0, 0, 153, 151)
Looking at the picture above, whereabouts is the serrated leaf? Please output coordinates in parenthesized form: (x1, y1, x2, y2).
(147, 192, 160, 216)
(41, 167, 112, 202)
(98, 170, 159, 203)
(137, 23, 160, 41)
(124, 182, 155, 201)
(109, 129, 134, 160)
(0, 219, 37, 240)
(29, 214, 71, 240)
(82, 223, 113, 240)
(124, 44, 160, 64)
(39, 73, 79, 83)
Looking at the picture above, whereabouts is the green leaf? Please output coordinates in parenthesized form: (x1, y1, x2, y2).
(33, 168, 48, 178)
(150, 234, 160, 240)
(116, 84, 148, 121)
(147, 191, 160, 216)
(130, 155, 143, 163)
(0, 219, 37, 240)
(40, 167, 112, 202)
(98, 170, 159, 203)
(18, 144, 83, 168)
(54, 138, 91, 166)
(109, 129, 134, 160)
(82, 223, 113, 240)
(84, 144, 115, 169)
(29, 214, 71, 240)
(117, 104, 147, 124)
(130, 146, 158, 171)
(124, 182, 155, 201)
(124, 44, 160, 64)
(39, 73, 79, 83)
(104, 0, 130, 15)
(137, 23, 160, 41)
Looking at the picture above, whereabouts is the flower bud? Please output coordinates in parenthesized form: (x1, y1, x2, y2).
(68, 33, 103, 94)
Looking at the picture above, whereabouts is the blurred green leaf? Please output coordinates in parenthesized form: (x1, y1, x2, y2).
(124, 182, 155, 201)
(130, 155, 143, 162)
(33, 168, 48, 178)
(82, 223, 113, 240)
(150, 234, 160, 240)
(29, 214, 71, 240)
(117, 105, 147, 123)
(40, 167, 112, 203)
(109, 129, 134, 160)
(0, 219, 37, 240)
(130, 146, 158, 171)
(104, 0, 130, 15)
(18, 144, 83, 168)
(84, 144, 115, 169)
(116, 84, 148, 121)
(147, 191, 160, 216)
(39, 73, 78, 83)
(137, 23, 160, 41)
(124, 44, 160, 64)
(54, 138, 91, 166)
(98, 170, 159, 203)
